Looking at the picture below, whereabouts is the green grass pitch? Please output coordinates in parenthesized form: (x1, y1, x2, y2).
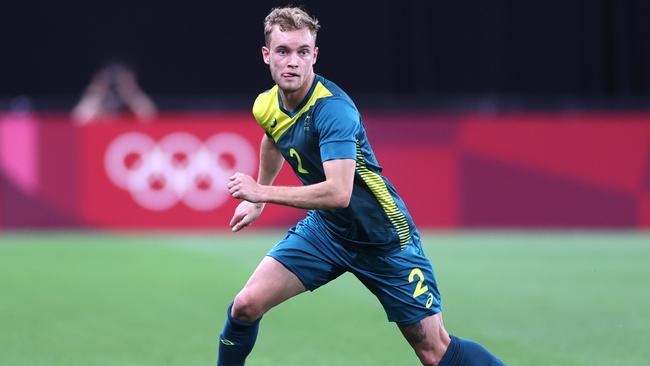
(1, 231, 649, 365)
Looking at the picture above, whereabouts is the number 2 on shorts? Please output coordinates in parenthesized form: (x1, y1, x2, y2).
(408, 268, 429, 298)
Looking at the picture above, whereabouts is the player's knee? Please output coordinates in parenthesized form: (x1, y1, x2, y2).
(232, 290, 264, 322)
(410, 347, 442, 366)
(417, 351, 439, 366)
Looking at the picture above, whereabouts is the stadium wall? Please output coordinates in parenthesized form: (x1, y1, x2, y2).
(1, 111, 649, 230)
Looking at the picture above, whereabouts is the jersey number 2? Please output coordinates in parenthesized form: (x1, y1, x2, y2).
(289, 148, 309, 174)
(409, 268, 434, 308)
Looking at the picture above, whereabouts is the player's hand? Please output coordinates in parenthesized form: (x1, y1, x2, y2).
(229, 201, 264, 232)
(228, 172, 265, 203)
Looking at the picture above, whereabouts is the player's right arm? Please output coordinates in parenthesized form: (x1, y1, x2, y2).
(257, 133, 284, 186)
(229, 134, 284, 232)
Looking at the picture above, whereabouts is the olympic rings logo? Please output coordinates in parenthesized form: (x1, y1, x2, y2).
(104, 132, 256, 211)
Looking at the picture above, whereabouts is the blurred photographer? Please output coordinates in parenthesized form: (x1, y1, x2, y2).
(72, 62, 157, 124)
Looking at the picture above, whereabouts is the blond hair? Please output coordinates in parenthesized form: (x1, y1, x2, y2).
(264, 6, 320, 46)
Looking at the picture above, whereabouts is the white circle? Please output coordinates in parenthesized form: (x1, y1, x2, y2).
(104, 131, 257, 212)
(104, 132, 156, 189)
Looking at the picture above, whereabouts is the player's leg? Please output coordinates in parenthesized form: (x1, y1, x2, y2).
(218, 218, 344, 366)
(349, 229, 505, 365)
(398, 313, 450, 365)
(231, 256, 307, 322)
(438, 333, 506, 366)
(398, 314, 505, 366)
(218, 256, 306, 366)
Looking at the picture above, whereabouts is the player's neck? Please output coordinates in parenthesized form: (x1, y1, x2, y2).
(279, 73, 315, 112)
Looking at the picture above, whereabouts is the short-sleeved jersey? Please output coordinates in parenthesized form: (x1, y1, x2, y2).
(252, 75, 415, 253)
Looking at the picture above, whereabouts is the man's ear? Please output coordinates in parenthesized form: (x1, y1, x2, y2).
(262, 46, 271, 65)
(313, 46, 319, 65)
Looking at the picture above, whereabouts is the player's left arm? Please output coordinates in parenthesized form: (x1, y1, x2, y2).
(228, 158, 355, 210)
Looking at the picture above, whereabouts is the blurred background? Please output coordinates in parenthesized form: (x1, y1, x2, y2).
(1, 1, 649, 365)
(2, 0, 650, 229)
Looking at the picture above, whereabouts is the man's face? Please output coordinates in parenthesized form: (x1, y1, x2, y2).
(262, 25, 318, 93)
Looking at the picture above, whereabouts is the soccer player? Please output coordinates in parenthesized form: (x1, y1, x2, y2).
(218, 6, 505, 366)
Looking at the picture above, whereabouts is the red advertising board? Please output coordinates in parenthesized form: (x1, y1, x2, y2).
(1, 111, 649, 229)
(77, 113, 305, 228)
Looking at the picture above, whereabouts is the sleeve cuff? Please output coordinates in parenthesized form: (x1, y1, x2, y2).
(320, 140, 356, 162)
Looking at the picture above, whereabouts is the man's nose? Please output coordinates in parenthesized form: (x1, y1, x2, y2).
(288, 53, 299, 67)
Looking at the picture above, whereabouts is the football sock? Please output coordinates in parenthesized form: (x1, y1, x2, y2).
(439, 335, 506, 366)
(217, 303, 261, 366)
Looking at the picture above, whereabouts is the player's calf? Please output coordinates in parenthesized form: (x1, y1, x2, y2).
(439, 336, 506, 366)
(399, 313, 451, 365)
(217, 303, 261, 366)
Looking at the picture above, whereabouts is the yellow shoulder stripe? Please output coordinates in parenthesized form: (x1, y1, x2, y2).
(252, 81, 333, 141)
